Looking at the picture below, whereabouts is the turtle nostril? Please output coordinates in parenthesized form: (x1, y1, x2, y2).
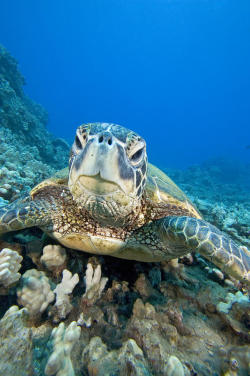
(98, 133, 113, 145)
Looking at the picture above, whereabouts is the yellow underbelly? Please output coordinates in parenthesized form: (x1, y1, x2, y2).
(49, 231, 167, 262)
(51, 232, 125, 255)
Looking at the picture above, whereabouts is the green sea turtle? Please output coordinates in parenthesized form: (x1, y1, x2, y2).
(0, 123, 249, 283)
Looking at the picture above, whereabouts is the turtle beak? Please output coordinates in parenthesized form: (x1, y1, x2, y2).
(69, 131, 134, 196)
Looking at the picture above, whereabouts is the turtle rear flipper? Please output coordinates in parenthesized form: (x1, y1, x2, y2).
(158, 216, 250, 284)
(0, 197, 53, 235)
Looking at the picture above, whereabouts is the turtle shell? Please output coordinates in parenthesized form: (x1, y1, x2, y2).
(145, 163, 201, 219)
(30, 168, 69, 198)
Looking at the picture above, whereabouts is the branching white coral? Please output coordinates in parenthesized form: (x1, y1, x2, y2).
(41, 244, 67, 272)
(1, 304, 28, 322)
(82, 263, 108, 302)
(17, 269, 54, 317)
(53, 269, 79, 320)
(45, 321, 81, 376)
(0, 248, 23, 287)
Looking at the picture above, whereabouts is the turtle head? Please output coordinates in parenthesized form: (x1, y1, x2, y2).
(68, 123, 147, 226)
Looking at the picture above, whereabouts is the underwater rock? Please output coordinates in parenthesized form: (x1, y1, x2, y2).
(125, 299, 173, 374)
(217, 291, 250, 339)
(222, 345, 250, 376)
(0, 305, 33, 376)
(132, 298, 156, 320)
(117, 338, 151, 376)
(82, 336, 151, 376)
(134, 272, 159, 299)
(82, 336, 114, 375)
(104, 279, 130, 302)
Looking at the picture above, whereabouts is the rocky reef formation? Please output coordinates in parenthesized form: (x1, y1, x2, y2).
(0, 242, 249, 376)
(0, 46, 249, 375)
(165, 158, 250, 248)
(0, 44, 70, 202)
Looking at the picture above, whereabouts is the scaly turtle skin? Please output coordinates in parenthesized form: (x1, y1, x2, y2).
(0, 123, 249, 283)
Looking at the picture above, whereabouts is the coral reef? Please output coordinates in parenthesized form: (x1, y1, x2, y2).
(82, 336, 151, 376)
(83, 262, 108, 303)
(164, 158, 250, 248)
(164, 356, 185, 376)
(0, 247, 22, 290)
(0, 44, 70, 202)
(217, 291, 250, 339)
(45, 321, 81, 376)
(17, 269, 55, 319)
(0, 306, 33, 376)
(52, 269, 79, 321)
(217, 291, 249, 314)
(41, 244, 67, 276)
(0, 45, 249, 376)
(1, 233, 250, 376)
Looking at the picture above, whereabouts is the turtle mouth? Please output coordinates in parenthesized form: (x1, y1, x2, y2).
(78, 174, 120, 195)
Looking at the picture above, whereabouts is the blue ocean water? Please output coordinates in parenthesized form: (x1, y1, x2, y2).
(0, 0, 250, 168)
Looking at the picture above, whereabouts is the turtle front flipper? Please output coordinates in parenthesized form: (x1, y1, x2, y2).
(0, 197, 53, 235)
(157, 216, 249, 284)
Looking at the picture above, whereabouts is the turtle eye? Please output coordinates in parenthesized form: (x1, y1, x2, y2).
(75, 135, 82, 149)
(130, 147, 144, 164)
